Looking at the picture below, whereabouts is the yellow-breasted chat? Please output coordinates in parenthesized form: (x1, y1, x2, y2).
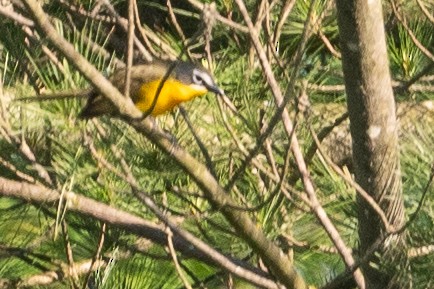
(79, 60, 224, 118)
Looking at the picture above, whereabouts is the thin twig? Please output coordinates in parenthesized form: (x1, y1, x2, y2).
(0, 4, 34, 26)
(318, 29, 341, 58)
(216, 97, 310, 211)
(62, 17, 124, 67)
(22, 25, 66, 76)
(133, 5, 161, 58)
(85, 129, 278, 289)
(0, 176, 277, 289)
(390, 0, 434, 62)
(273, 0, 296, 45)
(56, 0, 116, 23)
(16, 89, 93, 102)
(123, 0, 135, 99)
(23, 0, 143, 118)
(61, 221, 79, 289)
(134, 15, 177, 59)
(187, 0, 249, 33)
(202, 3, 217, 67)
(167, 0, 186, 43)
(400, 162, 434, 232)
(304, 111, 349, 166)
(310, 126, 395, 233)
(408, 245, 434, 258)
(12, 259, 107, 288)
(225, 0, 315, 192)
(81, 222, 106, 289)
(233, 0, 365, 287)
(395, 62, 434, 93)
(22, 1, 301, 288)
(166, 227, 193, 289)
(0, 155, 37, 184)
(101, 0, 153, 61)
(179, 106, 217, 178)
(0, 108, 53, 185)
(415, 0, 434, 24)
(134, 190, 279, 289)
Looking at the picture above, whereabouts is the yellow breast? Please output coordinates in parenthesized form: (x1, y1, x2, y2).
(134, 79, 208, 116)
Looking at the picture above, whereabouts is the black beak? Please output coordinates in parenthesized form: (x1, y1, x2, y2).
(207, 84, 225, 96)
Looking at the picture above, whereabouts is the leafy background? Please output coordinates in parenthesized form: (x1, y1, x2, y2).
(0, 0, 433, 288)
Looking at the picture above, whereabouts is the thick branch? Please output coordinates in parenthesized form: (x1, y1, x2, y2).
(0, 177, 276, 289)
(21, 0, 303, 288)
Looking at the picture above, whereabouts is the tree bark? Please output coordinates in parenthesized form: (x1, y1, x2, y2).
(335, 0, 406, 288)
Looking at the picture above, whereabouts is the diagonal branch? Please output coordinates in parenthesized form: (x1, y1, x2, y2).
(21, 0, 141, 119)
(0, 176, 277, 289)
(21, 0, 306, 288)
(233, 0, 364, 287)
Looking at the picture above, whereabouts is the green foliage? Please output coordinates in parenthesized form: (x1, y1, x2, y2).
(388, 20, 434, 80)
(0, 0, 433, 288)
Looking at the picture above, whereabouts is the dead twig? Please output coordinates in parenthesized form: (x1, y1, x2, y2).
(415, 0, 434, 24)
(81, 222, 106, 289)
(390, 0, 434, 62)
(233, 0, 365, 287)
(123, 0, 135, 99)
(166, 226, 192, 289)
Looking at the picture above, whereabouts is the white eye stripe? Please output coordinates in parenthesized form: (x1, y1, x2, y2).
(192, 68, 214, 87)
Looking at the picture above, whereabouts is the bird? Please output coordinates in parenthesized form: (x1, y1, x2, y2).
(79, 60, 224, 118)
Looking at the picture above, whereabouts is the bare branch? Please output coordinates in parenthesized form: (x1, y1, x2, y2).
(123, 0, 135, 99)
(233, 0, 364, 287)
(22, 0, 142, 119)
(0, 4, 34, 26)
(17, 0, 310, 284)
(81, 222, 106, 289)
(390, 0, 434, 62)
(415, 0, 434, 24)
(15, 259, 107, 288)
(166, 227, 192, 289)
(310, 126, 396, 233)
(61, 221, 79, 289)
(0, 176, 277, 288)
(187, 0, 249, 33)
(273, 0, 297, 45)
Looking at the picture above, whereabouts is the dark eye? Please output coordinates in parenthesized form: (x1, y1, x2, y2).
(192, 71, 204, 85)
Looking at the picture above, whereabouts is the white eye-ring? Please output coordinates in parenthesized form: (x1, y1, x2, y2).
(191, 68, 223, 95)
(192, 69, 204, 85)
(192, 69, 214, 87)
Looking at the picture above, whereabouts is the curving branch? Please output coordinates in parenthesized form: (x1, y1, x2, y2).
(0, 176, 277, 289)
(232, 0, 364, 287)
(0, 259, 106, 289)
(21, 0, 306, 288)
